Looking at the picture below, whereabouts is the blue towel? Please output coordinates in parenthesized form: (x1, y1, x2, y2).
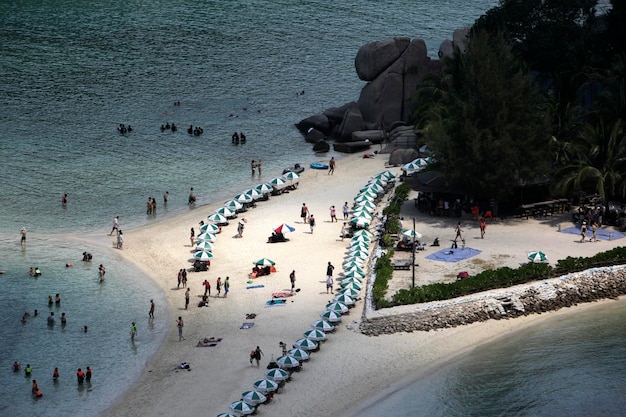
(246, 285, 265, 289)
(559, 226, 625, 241)
(425, 247, 481, 262)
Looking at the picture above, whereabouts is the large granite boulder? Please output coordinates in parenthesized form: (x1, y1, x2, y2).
(355, 37, 411, 81)
(337, 102, 364, 142)
(295, 114, 330, 135)
(352, 130, 385, 144)
(388, 148, 419, 166)
(381, 126, 420, 153)
(305, 128, 325, 143)
(312, 139, 330, 152)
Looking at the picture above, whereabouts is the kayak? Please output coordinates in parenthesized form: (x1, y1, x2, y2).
(310, 163, 328, 170)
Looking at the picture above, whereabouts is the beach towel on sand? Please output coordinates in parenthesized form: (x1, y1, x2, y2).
(246, 284, 265, 289)
(240, 322, 255, 329)
(265, 299, 286, 307)
(272, 291, 293, 298)
(425, 247, 481, 262)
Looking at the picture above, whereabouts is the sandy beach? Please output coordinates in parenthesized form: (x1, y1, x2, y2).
(99, 152, 626, 417)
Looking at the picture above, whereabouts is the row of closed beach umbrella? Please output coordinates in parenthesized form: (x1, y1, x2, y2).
(218, 170, 394, 416)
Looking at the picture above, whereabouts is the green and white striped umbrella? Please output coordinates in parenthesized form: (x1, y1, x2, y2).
(348, 246, 369, 256)
(243, 188, 262, 199)
(253, 378, 279, 393)
(223, 199, 243, 211)
(350, 216, 370, 228)
(269, 177, 287, 187)
(527, 251, 548, 262)
(351, 235, 372, 244)
(215, 207, 236, 218)
(353, 229, 374, 238)
(234, 193, 254, 204)
(241, 390, 267, 405)
(303, 329, 327, 341)
(229, 400, 256, 415)
(196, 232, 217, 242)
(339, 276, 362, 286)
(326, 301, 349, 314)
(373, 170, 395, 180)
(311, 319, 334, 332)
(348, 250, 369, 259)
(338, 287, 360, 298)
(343, 260, 365, 270)
(255, 183, 273, 194)
(320, 310, 342, 323)
(193, 250, 214, 262)
(349, 240, 370, 249)
(401, 229, 422, 239)
(351, 209, 373, 219)
(287, 348, 310, 362)
(333, 294, 355, 306)
(200, 223, 220, 233)
(282, 171, 300, 181)
(343, 265, 365, 275)
(208, 213, 228, 224)
(195, 241, 215, 252)
(253, 258, 275, 266)
(341, 280, 363, 291)
(293, 338, 319, 351)
(361, 183, 384, 194)
(355, 200, 377, 211)
(342, 269, 366, 279)
(264, 368, 289, 382)
(276, 355, 300, 369)
(354, 193, 375, 203)
(368, 177, 387, 187)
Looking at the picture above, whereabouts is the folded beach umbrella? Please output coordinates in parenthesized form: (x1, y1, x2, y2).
(264, 368, 289, 381)
(282, 171, 300, 181)
(208, 213, 228, 224)
(287, 348, 310, 362)
(243, 188, 262, 200)
(195, 241, 215, 252)
(269, 177, 287, 188)
(255, 183, 273, 194)
(401, 229, 422, 239)
(215, 207, 236, 218)
(303, 329, 327, 341)
(311, 319, 334, 332)
(234, 193, 254, 204)
(527, 251, 548, 262)
(253, 258, 275, 266)
(253, 378, 279, 393)
(338, 287, 360, 298)
(196, 232, 217, 242)
(326, 301, 349, 314)
(293, 338, 319, 351)
(274, 223, 295, 234)
(200, 223, 220, 233)
(241, 390, 267, 406)
(320, 310, 342, 323)
(193, 250, 214, 262)
(229, 400, 256, 415)
(223, 199, 243, 211)
(333, 294, 355, 306)
(276, 355, 300, 369)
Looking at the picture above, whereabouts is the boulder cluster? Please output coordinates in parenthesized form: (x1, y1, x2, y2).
(360, 266, 626, 336)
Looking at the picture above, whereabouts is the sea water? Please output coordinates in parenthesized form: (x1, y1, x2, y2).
(0, 1, 505, 415)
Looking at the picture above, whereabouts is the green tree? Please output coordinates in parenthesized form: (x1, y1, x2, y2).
(418, 31, 551, 201)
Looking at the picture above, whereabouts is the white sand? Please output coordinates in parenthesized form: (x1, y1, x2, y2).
(100, 153, 626, 417)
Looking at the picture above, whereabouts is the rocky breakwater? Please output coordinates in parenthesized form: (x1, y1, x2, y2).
(360, 265, 626, 336)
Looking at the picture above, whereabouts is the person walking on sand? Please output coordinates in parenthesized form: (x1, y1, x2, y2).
(580, 221, 587, 242)
(326, 275, 334, 294)
(130, 322, 137, 342)
(203, 279, 211, 296)
(309, 214, 316, 233)
(253, 346, 264, 368)
(20, 227, 27, 246)
(343, 202, 349, 220)
(455, 222, 464, 244)
(224, 276, 230, 297)
(116, 230, 123, 249)
(190, 227, 195, 247)
(480, 219, 486, 239)
(329, 205, 337, 222)
(328, 157, 335, 175)
(177, 269, 183, 289)
(216, 277, 222, 297)
(290, 270, 296, 293)
(592, 221, 598, 242)
(177, 316, 185, 341)
(149, 299, 155, 318)
(109, 216, 119, 236)
(184, 288, 190, 310)
(300, 203, 309, 223)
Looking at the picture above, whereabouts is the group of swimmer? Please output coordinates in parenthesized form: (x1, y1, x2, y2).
(28, 267, 42, 277)
(232, 131, 247, 145)
(13, 362, 94, 398)
(117, 124, 133, 134)
(161, 122, 178, 132)
(188, 125, 204, 136)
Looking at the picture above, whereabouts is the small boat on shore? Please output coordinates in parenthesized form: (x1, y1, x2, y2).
(310, 163, 328, 170)
(283, 163, 305, 174)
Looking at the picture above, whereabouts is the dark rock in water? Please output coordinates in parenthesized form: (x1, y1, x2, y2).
(305, 128, 325, 144)
(312, 139, 330, 152)
(337, 102, 363, 142)
(323, 103, 352, 123)
(295, 114, 330, 135)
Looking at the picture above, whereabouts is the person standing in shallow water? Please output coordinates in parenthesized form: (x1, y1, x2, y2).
(130, 322, 137, 341)
(328, 157, 335, 175)
(251, 160, 256, 175)
(149, 299, 155, 318)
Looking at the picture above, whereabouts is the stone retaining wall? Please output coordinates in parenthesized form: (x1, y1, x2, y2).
(360, 266, 626, 336)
